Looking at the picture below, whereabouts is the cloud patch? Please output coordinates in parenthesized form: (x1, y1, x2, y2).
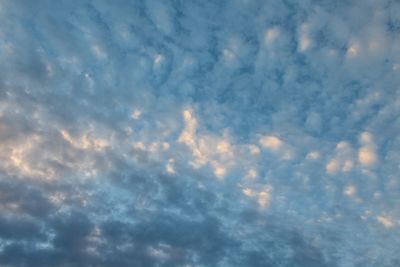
(0, 0, 399, 266)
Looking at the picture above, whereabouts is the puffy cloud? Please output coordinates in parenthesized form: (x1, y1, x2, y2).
(377, 215, 395, 228)
(358, 147, 377, 166)
(0, 0, 399, 266)
(358, 132, 378, 167)
(259, 135, 283, 151)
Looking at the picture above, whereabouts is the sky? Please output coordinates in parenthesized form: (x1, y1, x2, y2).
(0, 0, 400, 266)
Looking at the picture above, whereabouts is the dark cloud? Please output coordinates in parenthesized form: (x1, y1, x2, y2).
(0, 216, 44, 241)
(0, 180, 53, 218)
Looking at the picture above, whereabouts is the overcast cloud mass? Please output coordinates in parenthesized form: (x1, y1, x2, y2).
(0, 0, 400, 266)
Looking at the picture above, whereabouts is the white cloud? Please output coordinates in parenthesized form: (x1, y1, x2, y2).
(358, 132, 377, 167)
(259, 135, 283, 151)
(306, 151, 320, 160)
(245, 169, 257, 180)
(178, 108, 237, 178)
(326, 141, 356, 174)
(248, 144, 260, 155)
(344, 185, 356, 197)
(377, 215, 395, 228)
(242, 188, 254, 197)
(131, 109, 142, 120)
(264, 27, 280, 45)
(60, 129, 108, 151)
(358, 147, 377, 166)
(326, 159, 340, 174)
(298, 23, 312, 52)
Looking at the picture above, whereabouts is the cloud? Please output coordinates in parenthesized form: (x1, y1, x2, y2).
(377, 215, 395, 228)
(358, 132, 378, 167)
(0, 0, 399, 266)
(259, 135, 283, 151)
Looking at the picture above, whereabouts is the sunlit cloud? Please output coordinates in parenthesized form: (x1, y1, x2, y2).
(358, 132, 378, 167)
(0, 0, 399, 266)
(377, 215, 395, 229)
(259, 135, 283, 151)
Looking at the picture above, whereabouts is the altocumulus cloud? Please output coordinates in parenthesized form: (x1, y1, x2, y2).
(0, 0, 400, 266)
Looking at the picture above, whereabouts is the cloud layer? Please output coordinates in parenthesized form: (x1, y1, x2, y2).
(0, 0, 400, 266)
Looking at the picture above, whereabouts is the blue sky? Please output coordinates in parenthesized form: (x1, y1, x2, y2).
(0, 0, 400, 266)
